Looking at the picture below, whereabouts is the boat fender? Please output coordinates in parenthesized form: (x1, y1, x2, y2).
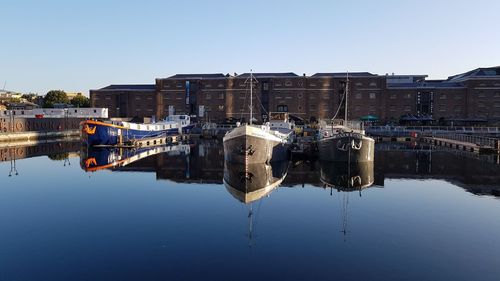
(16, 122, 23, 132)
(351, 139, 362, 150)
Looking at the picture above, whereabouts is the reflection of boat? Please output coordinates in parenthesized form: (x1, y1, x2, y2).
(223, 160, 289, 204)
(81, 115, 194, 146)
(317, 73, 375, 162)
(223, 72, 293, 164)
(80, 144, 191, 172)
(319, 160, 374, 191)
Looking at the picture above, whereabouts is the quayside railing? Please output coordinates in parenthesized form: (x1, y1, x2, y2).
(367, 126, 500, 136)
(429, 132, 498, 148)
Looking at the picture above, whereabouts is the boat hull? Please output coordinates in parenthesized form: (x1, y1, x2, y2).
(81, 120, 193, 146)
(318, 132, 375, 162)
(223, 125, 290, 164)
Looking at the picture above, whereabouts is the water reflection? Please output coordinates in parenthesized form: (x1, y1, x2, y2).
(2, 140, 500, 198)
(224, 161, 289, 204)
(80, 145, 191, 172)
(319, 161, 375, 192)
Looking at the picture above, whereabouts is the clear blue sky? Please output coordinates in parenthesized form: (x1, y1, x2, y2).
(1, 0, 499, 95)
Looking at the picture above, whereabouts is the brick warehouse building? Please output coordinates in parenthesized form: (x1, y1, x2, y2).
(90, 66, 500, 125)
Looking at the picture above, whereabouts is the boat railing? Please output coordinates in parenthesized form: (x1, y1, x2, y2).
(331, 119, 364, 131)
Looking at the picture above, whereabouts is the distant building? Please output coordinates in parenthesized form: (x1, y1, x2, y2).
(89, 84, 156, 118)
(6, 101, 39, 110)
(90, 66, 500, 125)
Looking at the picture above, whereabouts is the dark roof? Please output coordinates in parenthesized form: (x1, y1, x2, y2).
(312, 72, 376, 77)
(237, 72, 298, 78)
(387, 81, 464, 89)
(447, 66, 500, 81)
(167, 73, 226, 79)
(100, 84, 156, 90)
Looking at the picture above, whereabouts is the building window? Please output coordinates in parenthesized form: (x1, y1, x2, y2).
(404, 105, 411, 112)
(389, 94, 396, 99)
(205, 84, 212, 88)
(277, 105, 288, 112)
(454, 95, 463, 100)
(478, 92, 487, 98)
(404, 93, 411, 99)
(309, 83, 316, 87)
(218, 105, 224, 111)
(389, 105, 396, 112)
(439, 94, 447, 100)
(206, 93, 212, 100)
(356, 82, 363, 87)
(494, 103, 500, 108)
(494, 92, 500, 98)
(263, 83, 269, 91)
(310, 104, 317, 111)
(323, 82, 331, 87)
(355, 93, 362, 99)
(285, 80, 292, 87)
(218, 93, 224, 99)
(369, 105, 376, 112)
(438, 105, 446, 112)
(218, 83, 224, 88)
(369, 93, 376, 99)
(369, 82, 377, 87)
(355, 105, 361, 111)
(454, 106, 462, 112)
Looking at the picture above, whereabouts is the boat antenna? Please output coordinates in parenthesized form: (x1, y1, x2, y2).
(250, 70, 253, 125)
(344, 71, 349, 124)
(243, 69, 258, 125)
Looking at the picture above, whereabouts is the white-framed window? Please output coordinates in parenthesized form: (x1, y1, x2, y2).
(369, 93, 376, 99)
(355, 93, 362, 99)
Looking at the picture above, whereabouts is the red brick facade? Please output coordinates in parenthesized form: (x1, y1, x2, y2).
(90, 67, 500, 125)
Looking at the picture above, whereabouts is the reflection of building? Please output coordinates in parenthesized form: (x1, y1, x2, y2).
(75, 140, 500, 198)
(0, 140, 81, 162)
(90, 67, 500, 125)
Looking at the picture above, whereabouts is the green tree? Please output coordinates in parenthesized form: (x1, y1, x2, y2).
(21, 93, 37, 102)
(43, 90, 69, 108)
(70, 93, 91, 108)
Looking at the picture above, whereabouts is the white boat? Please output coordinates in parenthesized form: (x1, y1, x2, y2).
(223, 72, 294, 164)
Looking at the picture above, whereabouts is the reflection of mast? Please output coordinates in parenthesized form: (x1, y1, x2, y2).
(248, 203, 253, 248)
(340, 193, 349, 240)
(8, 148, 19, 177)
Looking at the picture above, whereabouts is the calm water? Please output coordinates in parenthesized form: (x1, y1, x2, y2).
(1, 140, 500, 281)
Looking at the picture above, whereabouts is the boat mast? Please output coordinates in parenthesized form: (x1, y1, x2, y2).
(344, 71, 349, 124)
(250, 70, 253, 125)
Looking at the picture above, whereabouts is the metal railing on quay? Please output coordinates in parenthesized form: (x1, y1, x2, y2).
(366, 126, 500, 135)
(430, 132, 498, 148)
